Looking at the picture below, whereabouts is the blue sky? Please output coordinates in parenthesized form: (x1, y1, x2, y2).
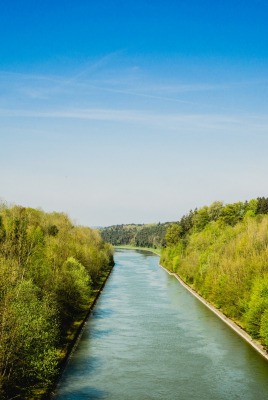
(1, 0, 268, 226)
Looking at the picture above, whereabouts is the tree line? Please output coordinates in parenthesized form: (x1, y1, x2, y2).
(100, 197, 268, 250)
(161, 197, 268, 347)
(100, 222, 172, 249)
(0, 203, 113, 399)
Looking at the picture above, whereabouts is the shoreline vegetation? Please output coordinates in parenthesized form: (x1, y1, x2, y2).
(117, 245, 268, 361)
(105, 197, 268, 362)
(160, 198, 268, 353)
(48, 264, 113, 399)
(117, 246, 268, 361)
(0, 203, 114, 400)
(115, 246, 268, 360)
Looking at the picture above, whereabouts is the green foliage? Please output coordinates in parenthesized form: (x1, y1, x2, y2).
(55, 257, 91, 320)
(0, 204, 113, 398)
(193, 207, 210, 231)
(245, 199, 258, 215)
(179, 209, 197, 236)
(162, 197, 268, 346)
(245, 276, 268, 338)
(207, 201, 224, 221)
(165, 223, 182, 247)
(218, 202, 245, 226)
(256, 197, 268, 215)
(100, 222, 171, 248)
(47, 224, 59, 236)
(0, 280, 59, 398)
(260, 309, 268, 345)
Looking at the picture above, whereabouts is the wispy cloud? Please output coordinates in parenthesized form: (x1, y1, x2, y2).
(0, 107, 267, 135)
(0, 51, 125, 100)
(0, 59, 267, 117)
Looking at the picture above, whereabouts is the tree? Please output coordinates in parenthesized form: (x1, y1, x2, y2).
(219, 202, 245, 226)
(207, 201, 224, 221)
(47, 224, 59, 236)
(193, 206, 210, 231)
(165, 224, 182, 247)
(0, 280, 58, 398)
(256, 197, 268, 215)
(245, 276, 268, 338)
(179, 209, 197, 236)
(54, 257, 91, 321)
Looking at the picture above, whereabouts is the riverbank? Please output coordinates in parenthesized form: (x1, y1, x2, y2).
(159, 262, 268, 362)
(45, 264, 114, 400)
(131, 245, 268, 361)
(117, 247, 268, 360)
(115, 245, 161, 256)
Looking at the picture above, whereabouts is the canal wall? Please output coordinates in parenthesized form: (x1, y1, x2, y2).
(159, 262, 268, 362)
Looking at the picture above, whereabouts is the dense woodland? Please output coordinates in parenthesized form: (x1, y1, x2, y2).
(161, 197, 268, 347)
(100, 222, 172, 248)
(0, 203, 113, 399)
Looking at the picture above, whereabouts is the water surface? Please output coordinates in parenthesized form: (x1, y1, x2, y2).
(54, 249, 268, 399)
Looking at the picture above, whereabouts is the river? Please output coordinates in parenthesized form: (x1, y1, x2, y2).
(53, 249, 268, 399)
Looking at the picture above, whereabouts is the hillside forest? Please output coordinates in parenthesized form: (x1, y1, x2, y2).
(0, 203, 113, 399)
(100, 221, 172, 249)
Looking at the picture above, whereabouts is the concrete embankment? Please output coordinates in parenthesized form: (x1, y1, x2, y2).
(159, 263, 268, 362)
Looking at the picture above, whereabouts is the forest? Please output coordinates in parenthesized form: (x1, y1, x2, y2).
(100, 222, 172, 249)
(0, 203, 113, 399)
(161, 197, 268, 347)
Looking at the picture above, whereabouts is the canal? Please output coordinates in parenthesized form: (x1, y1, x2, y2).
(54, 249, 268, 399)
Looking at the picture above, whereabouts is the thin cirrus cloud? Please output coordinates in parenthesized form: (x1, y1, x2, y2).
(1, 66, 266, 121)
(1, 50, 266, 114)
(0, 70, 225, 97)
(0, 107, 267, 136)
(1, 60, 267, 141)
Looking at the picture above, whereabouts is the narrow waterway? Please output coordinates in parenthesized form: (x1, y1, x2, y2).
(54, 249, 268, 400)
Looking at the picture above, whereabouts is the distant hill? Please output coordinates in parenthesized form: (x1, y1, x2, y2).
(99, 222, 173, 249)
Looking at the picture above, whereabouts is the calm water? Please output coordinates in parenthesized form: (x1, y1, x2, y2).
(54, 249, 268, 400)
